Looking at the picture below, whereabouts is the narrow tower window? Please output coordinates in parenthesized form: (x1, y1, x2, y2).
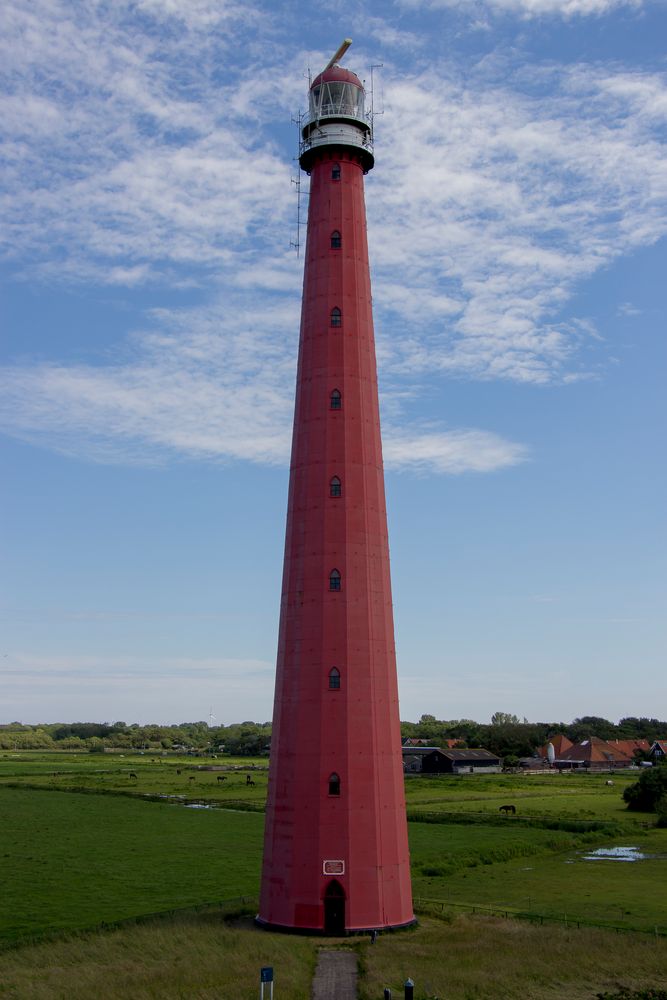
(329, 569, 341, 592)
(328, 773, 341, 795)
(329, 667, 341, 690)
(330, 389, 342, 410)
(332, 163, 341, 180)
(330, 476, 342, 498)
(331, 230, 341, 249)
(330, 307, 341, 327)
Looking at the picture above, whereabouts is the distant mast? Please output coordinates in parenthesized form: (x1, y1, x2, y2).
(257, 40, 414, 934)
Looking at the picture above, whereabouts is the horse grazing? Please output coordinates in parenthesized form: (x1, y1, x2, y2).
(499, 804, 516, 815)
(216, 775, 227, 783)
(188, 775, 195, 782)
(129, 772, 138, 780)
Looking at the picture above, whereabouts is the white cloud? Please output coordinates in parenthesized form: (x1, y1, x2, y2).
(369, 63, 667, 381)
(2, 1, 666, 470)
(400, 0, 644, 17)
(384, 428, 528, 473)
(0, 297, 525, 474)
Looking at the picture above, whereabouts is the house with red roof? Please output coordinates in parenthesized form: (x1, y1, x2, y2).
(537, 734, 573, 760)
(555, 736, 641, 771)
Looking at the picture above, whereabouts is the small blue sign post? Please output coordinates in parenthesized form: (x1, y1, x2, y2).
(260, 966, 274, 1000)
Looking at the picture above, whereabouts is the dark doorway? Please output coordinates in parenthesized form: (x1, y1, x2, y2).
(323, 879, 346, 934)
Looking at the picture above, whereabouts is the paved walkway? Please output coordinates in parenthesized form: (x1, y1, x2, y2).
(311, 949, 358, 1000)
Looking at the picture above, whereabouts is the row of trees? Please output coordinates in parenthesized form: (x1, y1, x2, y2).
(401, 714, 667, 760)
(0, 720, 271, 755)
(2, 714, 666, 758)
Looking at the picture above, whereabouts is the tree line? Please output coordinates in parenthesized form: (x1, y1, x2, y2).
(401, 713, 667, 760)
(1, 714, 666, 758)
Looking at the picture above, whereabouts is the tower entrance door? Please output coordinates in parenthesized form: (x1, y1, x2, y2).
(323, 880, 346, 934)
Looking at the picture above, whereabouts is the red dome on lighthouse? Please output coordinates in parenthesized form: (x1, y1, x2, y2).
(311, 66, 363, 89)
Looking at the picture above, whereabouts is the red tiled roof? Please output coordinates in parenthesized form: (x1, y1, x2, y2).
(538, 734, 573, 758)
(557, 736, 634, 764)
(608, 739, 649, 756)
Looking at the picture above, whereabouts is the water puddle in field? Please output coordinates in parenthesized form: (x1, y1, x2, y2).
(581, 846, 646, 862)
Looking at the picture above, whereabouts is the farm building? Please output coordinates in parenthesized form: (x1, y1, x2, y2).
(537, 734, 573, 759)
(649, 740, 667, 761)
(555, 736, 647, 771)
(402, 747, 502, 774)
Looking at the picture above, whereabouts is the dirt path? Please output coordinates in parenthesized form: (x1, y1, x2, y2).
(311, 949, 358, 1000)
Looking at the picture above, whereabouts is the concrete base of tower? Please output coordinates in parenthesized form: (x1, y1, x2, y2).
(254, 915, 417, 937)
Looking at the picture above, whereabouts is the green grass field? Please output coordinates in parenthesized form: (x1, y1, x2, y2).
(404, 771, 642, 825)
(1, 749, 666, 998)
(0, 785, 263, 942)
(0, 750, 268, 810)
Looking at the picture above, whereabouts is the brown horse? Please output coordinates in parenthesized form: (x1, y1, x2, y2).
(499, 804, 516, 815)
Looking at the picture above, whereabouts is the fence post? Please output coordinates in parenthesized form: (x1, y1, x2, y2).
(404, 978, 414, 1000)
(384, 990, 392, 999)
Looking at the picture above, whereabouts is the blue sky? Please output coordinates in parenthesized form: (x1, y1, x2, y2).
(1, 0, 665, 727)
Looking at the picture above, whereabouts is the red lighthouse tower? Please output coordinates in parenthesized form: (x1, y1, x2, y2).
(257, 40, 414, 935)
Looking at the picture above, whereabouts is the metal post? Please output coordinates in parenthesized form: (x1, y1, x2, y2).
(404, 979, 414, 1000)
(384, 990, 392, 1000)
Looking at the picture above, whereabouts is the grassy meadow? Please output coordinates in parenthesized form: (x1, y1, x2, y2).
(1, 751, 666, 997)
(0, 911, 666, 1000)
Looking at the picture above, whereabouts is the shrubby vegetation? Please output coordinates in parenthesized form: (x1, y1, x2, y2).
(623, 767, 667, 813)
(1, 713, 666, 759)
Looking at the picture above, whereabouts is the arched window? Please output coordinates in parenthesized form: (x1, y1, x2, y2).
(329, 667, 341, 690)
(328, 772, 341, 795)
(330, 476, 342, 498)
(330, 389, 342, 410)
(332, 163, 341, 180)
(329, 569, 341, 592)
(330, 307, 341, 327)
(330, 230, 341, 249)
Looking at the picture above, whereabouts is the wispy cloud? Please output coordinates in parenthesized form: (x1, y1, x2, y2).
(370, 63, 667, 381)
(0, 298, 525, 474)
(399, 0, 645, 18)
(1, 1, 666, 472)
(1, 651, 275, 725)
(383, 428, 528, 473)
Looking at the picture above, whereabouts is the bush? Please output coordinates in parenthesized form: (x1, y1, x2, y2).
(623, 768, 667, 812)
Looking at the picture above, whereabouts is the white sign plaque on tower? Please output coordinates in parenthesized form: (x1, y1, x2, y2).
(323, 860, 345, 875)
